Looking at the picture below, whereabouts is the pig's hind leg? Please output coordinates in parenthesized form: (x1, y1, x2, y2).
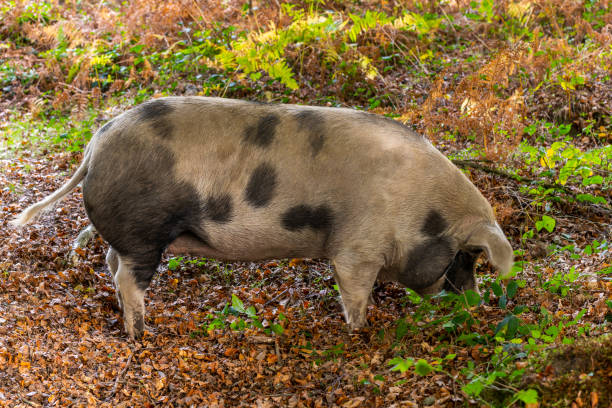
(112, 254, 157, 339)
(82, 137, 205, 339)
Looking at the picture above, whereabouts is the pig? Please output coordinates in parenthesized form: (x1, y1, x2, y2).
(11, 97, 513, 339)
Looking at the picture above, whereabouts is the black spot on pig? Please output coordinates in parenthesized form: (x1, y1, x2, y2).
(205, 194, 233, 223)
(245, 163, 277, 207)
(139, 98, 174, 121)
(399, 237, 454, 291)
(399, 210, 452, 290)
(295, 111, 325, 156)
(244, 114, 280, 147)
(281, 204, 333, 231)
(98, 119, 114, 134)
(443, 250, 478, 293)
(137, 99, 175, 139)
(421, 210, 447, 237)
(83, 131, 203, 290)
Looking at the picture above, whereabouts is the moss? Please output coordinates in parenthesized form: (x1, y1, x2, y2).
(526, 335, 612, 407)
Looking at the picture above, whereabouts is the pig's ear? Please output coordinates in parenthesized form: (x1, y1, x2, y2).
(465, 223, 514, 279)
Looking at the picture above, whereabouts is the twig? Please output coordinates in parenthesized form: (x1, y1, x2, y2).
(264, 288, 288, 306)
(439, 6, 458, 36)
(409, 49, 430, 76)
(248, 335, 275, 344)
(18, 397, 40, 407)
(380, 27, 429, 76)
(186, 0, 207, 32)
(107, 353, 133, 401)
(462, 19, 492, 52)
(275, 337, 282, 362)
(452, 159, 534, 184)
(58, 82, 87, 93)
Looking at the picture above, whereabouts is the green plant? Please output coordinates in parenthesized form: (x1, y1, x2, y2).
(15, 1, 53, 24)
(388, 275, 595, 406)
(535, 215, 556, 233)
(519, 139, 611, 206)
(541, 266, 582, 296)
(193, 294, 284, 336)
(0, 62, 39, 89)
(466, 0, 496, 23)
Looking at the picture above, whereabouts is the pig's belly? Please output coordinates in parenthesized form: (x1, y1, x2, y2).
(168, 233, 224, 258)
(167, 230, 326, 261)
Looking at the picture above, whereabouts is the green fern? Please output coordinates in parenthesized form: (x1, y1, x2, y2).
(211, 8, 440, 90)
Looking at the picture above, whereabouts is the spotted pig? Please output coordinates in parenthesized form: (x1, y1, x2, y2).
(12, 97, 513, 339)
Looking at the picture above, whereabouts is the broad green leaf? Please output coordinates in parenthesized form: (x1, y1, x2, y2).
(598, 266, 612, 275)
(515, 389, 539, 404)
(388, 357, 414, 373)
(395, 319, 409, 340)
(168, 258, 181, 271)
(270, 323, 284, 335)
(414, 359, 433, 376)
(492, 282, 503, 297)
(130, 44, 145, 53)
(506, 280, 518, 299)
(495, 315, 508, 335)
(231, 294, 245, 314)
(463, 290, 481, 307)
(535, 215, 555, 233)
(558, 124, 571, 135)
(462, 379, 484, 396)
(499, 294, 507, 309)
(524, 124, 537, 136)
(576, 193, 607, 205)
(506, 315, 519, 338)
(246, 306, 257, 318)
(582, 175, 603, 185)
(452, 311, 470, 325)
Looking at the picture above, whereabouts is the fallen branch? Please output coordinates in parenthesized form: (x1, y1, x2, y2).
(451, 159, 611, 215)
(106, 353, 133, 401)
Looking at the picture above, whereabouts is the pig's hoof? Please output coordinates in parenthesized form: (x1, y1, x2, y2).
(126, 326, 143, 340)
(348, 317, 368, 331)
(349, 323, 367, 332)
(143, 324, 156, 336)
(125, 312, 145, 340)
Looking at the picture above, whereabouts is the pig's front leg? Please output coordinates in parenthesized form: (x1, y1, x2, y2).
(332, 257, 380, 330)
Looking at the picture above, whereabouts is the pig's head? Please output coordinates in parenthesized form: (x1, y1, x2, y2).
(414, 250, 481, 295)
(392, 211, 513, 297)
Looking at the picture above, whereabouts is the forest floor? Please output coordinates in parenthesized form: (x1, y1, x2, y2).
(1, 0, 611, 407)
